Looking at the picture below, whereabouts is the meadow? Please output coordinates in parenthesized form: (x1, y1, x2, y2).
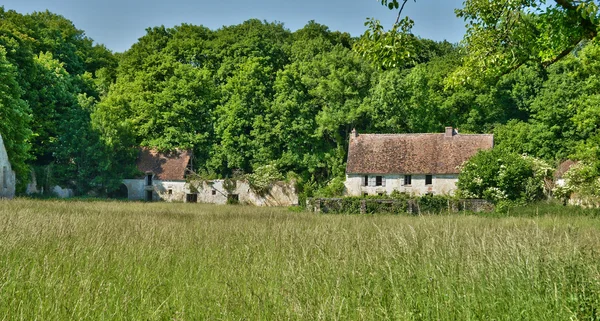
(0, 199, 599, 320)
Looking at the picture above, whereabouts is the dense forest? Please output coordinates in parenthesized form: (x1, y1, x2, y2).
(1, 1, 600, 199)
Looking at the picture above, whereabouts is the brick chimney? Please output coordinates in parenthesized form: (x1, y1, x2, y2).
(445, 127, 456, 137)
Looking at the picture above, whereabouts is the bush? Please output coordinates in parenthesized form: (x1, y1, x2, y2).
(246, 165, 284, 195)
(314, 177, 346, 198)
(458, 149, 552, 203)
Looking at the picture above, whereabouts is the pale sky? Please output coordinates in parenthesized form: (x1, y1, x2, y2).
(1, 0, 466, 53)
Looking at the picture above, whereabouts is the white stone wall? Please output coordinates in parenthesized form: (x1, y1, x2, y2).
(52, 185, 75, 198)
(0, 135, 16, 199)
(123, 178, 298, 206)
(344, 174, 459, 196)
(192, 180, 298, 206)
(123, 179, 187, 202)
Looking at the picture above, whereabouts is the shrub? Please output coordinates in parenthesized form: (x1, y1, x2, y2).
(246, 165, 284, 195)
(458, 149, 552, 203)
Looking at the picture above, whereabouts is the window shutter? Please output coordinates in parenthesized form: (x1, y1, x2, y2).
(382, 176, 386, 187)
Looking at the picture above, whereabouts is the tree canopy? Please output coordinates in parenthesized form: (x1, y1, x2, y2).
(1, 3, 600, 197)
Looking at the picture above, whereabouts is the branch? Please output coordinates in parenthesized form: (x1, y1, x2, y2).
(542, 38, 584, 67)
(395, 0, 410, 25)
(554, 0, 598, 38)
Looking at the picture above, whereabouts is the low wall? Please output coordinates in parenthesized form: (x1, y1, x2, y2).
(307, 197, 494, 214)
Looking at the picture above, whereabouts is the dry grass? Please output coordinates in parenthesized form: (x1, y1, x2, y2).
(0, 199, 599, 320)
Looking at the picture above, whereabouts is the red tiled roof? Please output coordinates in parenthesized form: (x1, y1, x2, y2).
(135, 148, 191, 181)
(346, 131, 494, 175)
(554, 160, 577, 179)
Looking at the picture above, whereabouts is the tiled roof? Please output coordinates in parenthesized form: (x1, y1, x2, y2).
(135, 148, 191, 181)
(554, 160, 577, 179)
(346, 130, 494, 175)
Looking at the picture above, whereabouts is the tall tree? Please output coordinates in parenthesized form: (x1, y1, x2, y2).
(0, 47, 31, 185)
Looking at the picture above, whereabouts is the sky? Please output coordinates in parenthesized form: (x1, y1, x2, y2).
(1, 0, 467, 53)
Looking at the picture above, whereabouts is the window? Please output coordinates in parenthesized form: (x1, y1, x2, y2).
(211, 190, 217, 195)
(404, 175, 412, 186)
(425, 175, 433, 185)
(167, 189, 173, 195)
(375, 176, 383, 186)
(146, 173, 153, 186)
(368, 176, 376, 187)
(186, 193, 198, 203)
(146, 190, 153, 202)
(363, 175, 368, 186)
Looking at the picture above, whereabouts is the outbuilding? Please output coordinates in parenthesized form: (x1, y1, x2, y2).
(122, 148, 192, 201)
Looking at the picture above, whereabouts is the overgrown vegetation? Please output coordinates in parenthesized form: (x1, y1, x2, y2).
(307, 193, 493, 215)
(1, 199, 600, 320)
(457, 149, 553, 204)
(2, 2, 600, 197)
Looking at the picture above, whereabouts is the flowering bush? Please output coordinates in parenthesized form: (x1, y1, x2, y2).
(553, 162, 600, 203)
(457, 149, 552, 203)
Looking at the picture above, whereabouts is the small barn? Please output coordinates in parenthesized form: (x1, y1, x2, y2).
(122, 148, 192, 202)
(345, 127, 494, 196)
(0, 134, 16, 199)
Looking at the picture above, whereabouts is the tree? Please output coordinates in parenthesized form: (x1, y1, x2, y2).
(0, 46, 31, 186)
(451, 0, 600, 84)
(354, 0, 417, 69)
(362, 1, 599, 79)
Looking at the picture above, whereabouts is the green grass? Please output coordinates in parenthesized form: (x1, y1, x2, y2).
(1, 199, 599, 320)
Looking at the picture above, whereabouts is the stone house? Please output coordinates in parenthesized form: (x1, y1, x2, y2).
(122, 148, 192, 202)
(0, 134, 16, 199)
(344, 127, 494, 196)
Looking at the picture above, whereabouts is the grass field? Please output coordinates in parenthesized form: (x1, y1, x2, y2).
(1, 199, 599, 320)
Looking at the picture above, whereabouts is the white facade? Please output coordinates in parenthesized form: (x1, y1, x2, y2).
(344, 174, 458, 197)
(123, 178, 188, 202)
(0, 134, 16, 199)
(122, 177, 298, 206)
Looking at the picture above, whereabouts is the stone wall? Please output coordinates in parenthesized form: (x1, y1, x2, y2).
(122, 178, 298, 206)
(0, 135, 16, 199)
(191, 180, 298, 206)
(307, 197, 494, 214)
(123, 179, 187, 202)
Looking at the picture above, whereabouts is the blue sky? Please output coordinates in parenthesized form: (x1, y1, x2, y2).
(2, 0, 466, 53)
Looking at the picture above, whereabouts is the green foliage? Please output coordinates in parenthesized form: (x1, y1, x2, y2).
(3, 3, 600, 198)
(458, 149, 552, 203)
(451, 0, 600, 85)
(555, 162, 600, 202)
(314, 176, 346, 198)
(245, 164, 284, 195)
(0, 46, 31, 186)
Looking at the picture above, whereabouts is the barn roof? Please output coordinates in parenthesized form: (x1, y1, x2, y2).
(346, 129, 493, 175)
(136, 148, 191, 181)
(554, 160, 577, 179)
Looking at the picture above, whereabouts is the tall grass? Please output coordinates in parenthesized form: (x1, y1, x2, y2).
(0, 199, 599, 320)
